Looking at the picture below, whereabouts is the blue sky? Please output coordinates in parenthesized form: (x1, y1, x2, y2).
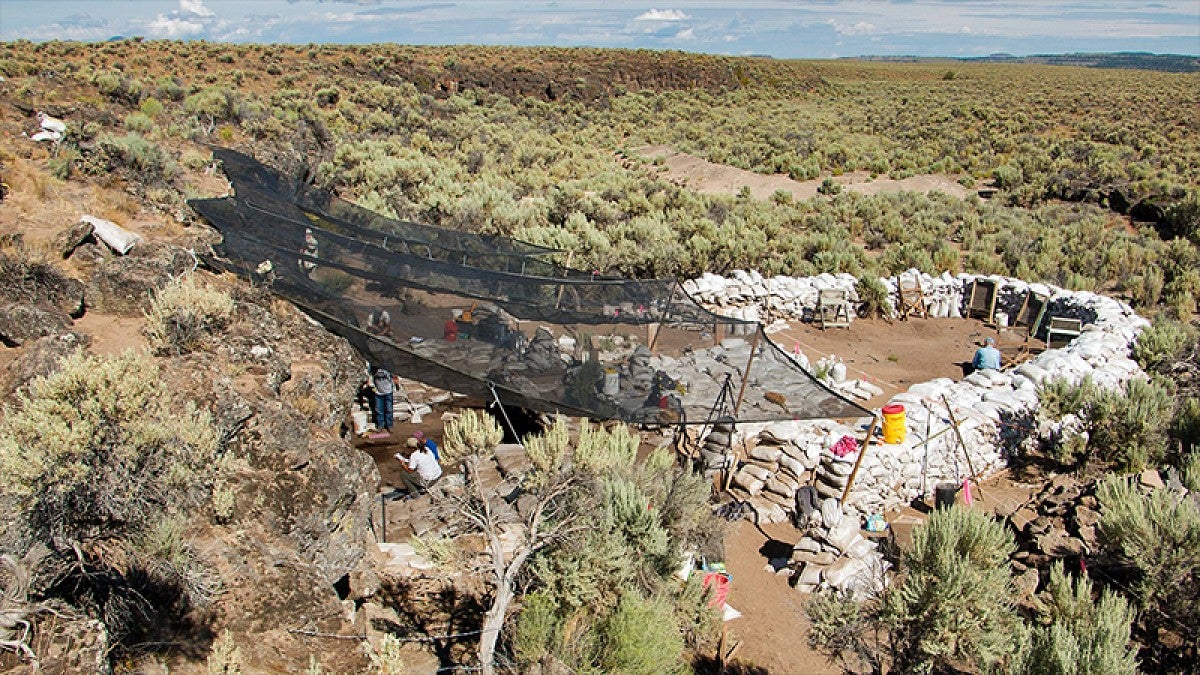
(1, 1, 1197, 58)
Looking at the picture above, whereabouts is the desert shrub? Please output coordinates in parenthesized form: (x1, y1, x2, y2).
(572, 418, 638, 475)
(0, 351, 219, 549)
(855, 274, 891, 319)
(1013, 561, 1137, 675)
(207, 630, 244, 674)
(47, 148, 79, 181)
(513, 591, 560, 665)
(1097, 475, 1200, 670)
(184, 86, 240, 121)
(144, 274, 235, 355)
(124, 111, 155, 132)
(806, 589, 885, 674)
(1133, 317, 1193, 373)
(883, 505, 1021, 674)
(524, 415, 570, 477)
(90, 132, 174, 182)
(592, 593, 687, 675)
(1174, 399, 1200, 456)
(441, 408, 503, 464)
(1037, 375, 1173, 471)
(139, 96, 164, 118)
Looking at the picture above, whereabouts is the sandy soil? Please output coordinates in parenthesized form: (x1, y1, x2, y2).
(71, 312, 149, 356)
(772, 315, 1032, 408)
(634, 145, 972, 201)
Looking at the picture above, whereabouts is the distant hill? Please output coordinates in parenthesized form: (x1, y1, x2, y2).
(854, 52, 1199, 73)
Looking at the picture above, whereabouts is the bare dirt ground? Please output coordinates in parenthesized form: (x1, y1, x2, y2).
(634, 145, 973, 201)
(773, 315, 1032, 408)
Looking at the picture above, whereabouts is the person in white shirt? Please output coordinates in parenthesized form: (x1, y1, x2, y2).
(395, 438, 442, 496)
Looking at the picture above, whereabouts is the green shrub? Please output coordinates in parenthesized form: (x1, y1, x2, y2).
(144, 274, 235, 355)
(1037, 375, 1173, 471)
(1133, 317, 1193, 372)
(139, 96, 164, 118)
(311, 266, 353, 293)
(806, 589, 884, 674)
(441, 408, 503, 464)
(513, 591, 561, 665)
(0, 350, 219, 549)
(593, 594, 687, 675)
(91, 132, 174, 182)
(855, 274, 891, 319)
(124, 111, 155, 132)
(184, 86, 240, 121)
(883, 506, 1021, 674)
(1013, 561, 1137, 675)
(1098, 475, 1200, 669)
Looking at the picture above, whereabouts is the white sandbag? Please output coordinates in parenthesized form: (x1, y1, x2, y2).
(740, 464, 772, 482)
(749, 444, 784, 463)
(81, 215, 141, 254)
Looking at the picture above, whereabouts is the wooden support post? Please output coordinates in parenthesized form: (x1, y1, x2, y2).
(840, 416, 879, 505)
(941, 395, 985, 500)
(732, 328, 762, 416)
(647, 323, 660, 353)
(553, 250, 575, 310)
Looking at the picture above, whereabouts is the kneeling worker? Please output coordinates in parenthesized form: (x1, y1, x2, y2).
(973, 336, 1002, 372)
(395, 438, 443, 496)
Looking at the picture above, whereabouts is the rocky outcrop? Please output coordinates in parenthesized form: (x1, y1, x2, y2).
(81, 242, 195, 315)
(0, 332, 90, 399)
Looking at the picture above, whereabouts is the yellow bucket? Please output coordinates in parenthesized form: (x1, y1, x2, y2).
(882, 404, 906, 444)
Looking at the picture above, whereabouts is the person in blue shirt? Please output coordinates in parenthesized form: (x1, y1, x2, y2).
(413, 429, 439, 461)
(973, 336, 1002, 371)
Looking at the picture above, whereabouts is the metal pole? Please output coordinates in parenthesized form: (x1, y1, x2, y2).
(380, 493, 387, 543)
(489, 382, 524, 448)
(732, 327, 762, 416)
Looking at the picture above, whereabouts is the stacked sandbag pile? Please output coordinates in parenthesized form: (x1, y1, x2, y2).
(698, 271, 1150, 515)
(684, 270, 860, 325)
(790, 506, 888, 597)
(726, 419, 861, 524)
(881, 269, 965, 318)
(699, 418, 736, 479)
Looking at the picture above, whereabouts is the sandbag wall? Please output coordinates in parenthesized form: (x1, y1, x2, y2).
(699, 272, 1150, 516)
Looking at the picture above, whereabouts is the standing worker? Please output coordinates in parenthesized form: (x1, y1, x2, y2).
(972, 336, 1002, 372)
(299, 228, 319, 276)
(372, 364, 396, 432)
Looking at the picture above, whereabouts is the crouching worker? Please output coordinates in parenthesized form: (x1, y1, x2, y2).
(395, 438, 443, 497)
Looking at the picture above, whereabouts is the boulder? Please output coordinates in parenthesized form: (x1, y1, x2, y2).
(0, 303, 73, 346)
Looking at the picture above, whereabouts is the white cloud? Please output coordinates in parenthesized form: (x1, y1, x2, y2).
(828, 19, 876, 36)
(147, 15, 206, 36)
(675, 27, 695, 40)
(180, 0, 214, 18)
(636, 9, 689, 22)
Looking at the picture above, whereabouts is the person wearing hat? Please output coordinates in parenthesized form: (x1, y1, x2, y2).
(395, 437, 442, 496)
(413, 430, 439, 461)
(973, 336, 1002, 372)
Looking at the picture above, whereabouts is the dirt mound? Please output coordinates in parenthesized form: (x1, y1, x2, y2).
(634, 145, 972, 201)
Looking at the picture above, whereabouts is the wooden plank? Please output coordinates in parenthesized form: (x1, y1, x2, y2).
(840, 416, 880, 505)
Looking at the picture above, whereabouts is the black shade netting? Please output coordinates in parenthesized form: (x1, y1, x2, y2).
(190, 151, 870, 425)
